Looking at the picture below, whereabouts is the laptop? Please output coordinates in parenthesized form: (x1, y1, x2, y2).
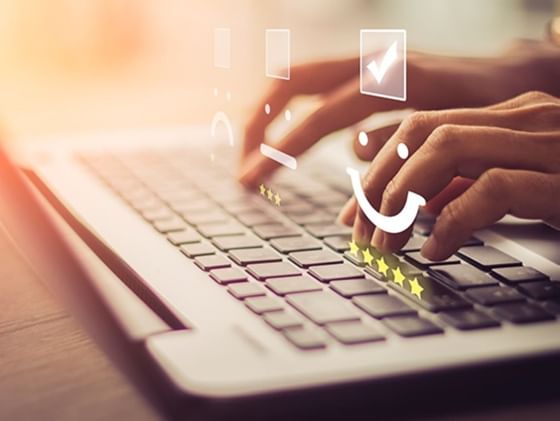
(1, 127, 560, 419)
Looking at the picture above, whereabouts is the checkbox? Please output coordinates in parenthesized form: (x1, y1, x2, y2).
(265, 29, 290, 80)
(360, 29, 406, 101)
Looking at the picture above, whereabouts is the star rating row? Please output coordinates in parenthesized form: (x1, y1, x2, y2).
(259, 183, 282, 206)
(348, 240, 424, 299)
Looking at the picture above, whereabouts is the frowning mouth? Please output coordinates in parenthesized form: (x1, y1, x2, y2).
(346, 167, 426, 234)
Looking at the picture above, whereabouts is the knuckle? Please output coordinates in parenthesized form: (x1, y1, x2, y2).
(478, 168, 510, 198)
(439, 199, 466, 230)
(399, 111, 434, 137)
(423, 124, 458, 154)
(519, 90, 554, 103)
(381, 178, 403, 212)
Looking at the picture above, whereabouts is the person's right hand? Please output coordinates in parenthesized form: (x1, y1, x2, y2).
(238, 40, 560, 187)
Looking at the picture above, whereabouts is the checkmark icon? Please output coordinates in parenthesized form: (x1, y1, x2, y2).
(366, 41, 398, 84)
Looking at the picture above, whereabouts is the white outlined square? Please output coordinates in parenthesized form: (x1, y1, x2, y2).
(214, 28, 231, 69)
(265, 29, 290, 80)
(360, 29, 406, 101)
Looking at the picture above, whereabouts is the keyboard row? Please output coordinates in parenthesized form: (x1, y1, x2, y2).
(79, 150, 560, 350)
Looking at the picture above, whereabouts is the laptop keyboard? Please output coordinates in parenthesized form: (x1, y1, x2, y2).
(78, 148, 559, 350)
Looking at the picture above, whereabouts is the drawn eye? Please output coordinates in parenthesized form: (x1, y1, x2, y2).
(358, 130, 409, 160)
(264, 103, 291, 122)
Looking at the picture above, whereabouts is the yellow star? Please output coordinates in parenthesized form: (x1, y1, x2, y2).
(267, 188, 273, 201)
(392, 266, 406, 287)
(376, 256, 389, 276)
(348, 240, 360, 257)
(362, 247, 374, 266)
(259, 184, 266, 196)
(274, 193, 281, 206)
(409, 277, 424, 299)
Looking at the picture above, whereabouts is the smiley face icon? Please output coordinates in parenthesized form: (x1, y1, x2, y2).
(346, 142, 426, 234)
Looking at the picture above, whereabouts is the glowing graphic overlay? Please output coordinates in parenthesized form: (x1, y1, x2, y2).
(358, 131, 369, 147)
(349, 243, 425, 300)
(347, 167, 425, 234)
(265, 29, 290, 80)
(210, 111, 234, 147)
(214, 28, 231, 69)
(347, 142, 424, 234)
(360, 29, 406, 101)
(260, 144, 297, 170)
(259, 183, 282, 206)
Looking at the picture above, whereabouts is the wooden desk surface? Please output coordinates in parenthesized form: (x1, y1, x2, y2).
(0, 227, 160, 421)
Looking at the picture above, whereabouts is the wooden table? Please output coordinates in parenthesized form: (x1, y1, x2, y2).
(0, 226, 160, 420)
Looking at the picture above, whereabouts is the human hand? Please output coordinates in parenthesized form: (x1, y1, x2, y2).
(338, 91, 560, 261)
(238, 40, 560, 187)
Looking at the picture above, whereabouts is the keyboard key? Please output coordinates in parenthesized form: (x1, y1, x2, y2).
(263, 312, 304, 330)
(270, 236, 322, 254)
(305, 223, 352, 238)
(236, 211, 279, 227)
(209, 267, 248, 285)
(289, 211, 334, 225)
(517, 281, 560, 300)
(440, 309, 500, 330)
(289, 249, 343, 268)
(353, 294, 416, 318)
(197, 221, 245, 238)
(153, 217, 188, 233)
(383, 316, 443, 337)
(212, 234, 263, 251)
(283, 328, 326, 350)
(167, 230, 202, 245)
(491, 266, 548, 284)
(266, 276, 322, 296)
(405, 251, 460, 269)
(253, 224, 301, 240)
(399, 236, 426, 253)
(141, 207, 175, 222)
(245, 296, 283, 314)
(457, 246, 521, 270)
(326, 321, 385, 344)
(309, 263, 365, 282)
(465, 286, 524, 306)
(413, 220, 433, 236)
(493, 303, 555, 324)
(390, 275, 471, 312)
(287, 291, 360, 325)
(324, 235, 352, 253)
(180, 242, 216, 258)
(330, 278, 386, 297)
(194, 254, 231, 271)
(227, 282, 266, 299)
(247, 261, 301, 280)
(229, 247, 282, 265)
(542, 299, 560, 315)
(430, 264, 498, 290)
(182, 209, 230, 225)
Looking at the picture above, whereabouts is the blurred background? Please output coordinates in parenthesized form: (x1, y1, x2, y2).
(0, 0, 558, 140)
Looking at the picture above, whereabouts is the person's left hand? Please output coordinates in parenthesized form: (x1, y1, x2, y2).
(338, 90, 560, 260)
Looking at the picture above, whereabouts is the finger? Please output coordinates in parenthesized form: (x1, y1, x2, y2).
(372, 126, 560, 252)
(337, 197, 358, 226)
(423, 177, 474, 216)
(422, 170, 560, 260)
(353, 124, 400, 161)
(351, 105, 560, 248)
(239, 76, 410, 187)
(242, 57, 360, 161)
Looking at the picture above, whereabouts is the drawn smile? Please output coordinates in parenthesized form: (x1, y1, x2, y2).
(346, 167, 426, 234)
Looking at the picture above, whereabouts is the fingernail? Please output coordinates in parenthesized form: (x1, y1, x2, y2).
(371, 229, 385, 250)
(422, 236, 440, 261)
(353, 217, 371, 247)
(337, 200, 356, 226)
